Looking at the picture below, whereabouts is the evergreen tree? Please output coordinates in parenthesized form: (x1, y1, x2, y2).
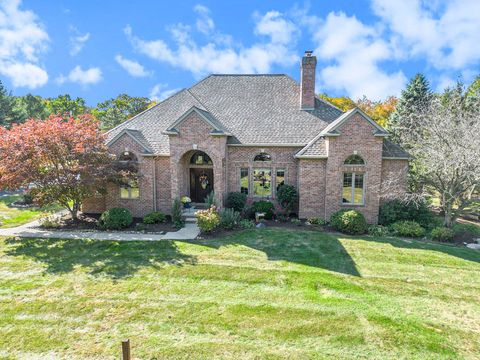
(389, 73, 432, 145)
(0, 80, 23, 128)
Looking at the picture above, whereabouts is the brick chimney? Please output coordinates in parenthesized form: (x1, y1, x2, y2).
(300, 50, 317, 110)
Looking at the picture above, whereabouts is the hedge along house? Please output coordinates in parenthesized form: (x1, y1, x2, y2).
(83, 51, 410, 223)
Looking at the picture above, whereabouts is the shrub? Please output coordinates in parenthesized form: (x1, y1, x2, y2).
(276, 213, 289, 222)
(379, 199, 436, 229)
(276, 184, 298, 213)
(308, 217, 327, 226)
(41, 216, 62, 229)
(23, 192, 33, 205)
(143, 211, 166, 224)
(219, 208, 241, 229)
(251, 201, 275, 220)
(368, 225, 389, 237)
(99, 208, 133, 230)
(204, 192, 218, 208)
(239, 219, 255, 229)
(391, 220, 425, 238)
(196, 206, 220, 233)
(330, 209, 367, 235)
(171, 198, 184, 229)
(291, 218, 302, 226)
(225, 192, 247, 212)
(431, 227, 455, 242)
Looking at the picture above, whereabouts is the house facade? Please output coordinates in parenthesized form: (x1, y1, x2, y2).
(83, 51, 410, 223)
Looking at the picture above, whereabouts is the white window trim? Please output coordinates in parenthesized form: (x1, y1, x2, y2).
(120, 182, 140, 200)
(342, 172, 365, 206)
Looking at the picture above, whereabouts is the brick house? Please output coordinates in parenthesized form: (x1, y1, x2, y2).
(83, 51, 410, 223)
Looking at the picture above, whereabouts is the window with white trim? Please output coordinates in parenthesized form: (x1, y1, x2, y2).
(276, 169, 285, 193)
(120, 179, 140, 199)
(240, 168, 249, 195)
(253, 169, 272, 197)
(342, 173, 364, 205)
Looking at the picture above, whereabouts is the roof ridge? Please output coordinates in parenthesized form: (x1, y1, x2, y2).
(105, 88, 187, 135)
(186, 88, 232, 134)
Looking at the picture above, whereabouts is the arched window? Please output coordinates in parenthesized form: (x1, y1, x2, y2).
(190, 151, 213, 165)
(117, 151, 138, 171)
(344, 154, 365, 165)
(254, 152, 271, 161)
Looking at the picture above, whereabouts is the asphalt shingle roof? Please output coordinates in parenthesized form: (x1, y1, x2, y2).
(107, 74, 342, 154)
(106, 74, 408, 160)
(382, 139, 411, 159)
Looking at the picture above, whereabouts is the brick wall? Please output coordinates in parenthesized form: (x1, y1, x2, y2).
(298, 159, 327, 219)
(227, 146, 301, 202)
(381, 159, 409, 202)
(167, 110, 228, 206)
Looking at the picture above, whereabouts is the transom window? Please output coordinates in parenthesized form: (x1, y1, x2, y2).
(190, 151, 213, 165)
(342, 173, 364, 205)
(254, 152, 272, 162)
(344, 154, 365, 165)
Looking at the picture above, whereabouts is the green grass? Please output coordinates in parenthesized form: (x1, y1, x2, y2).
(1, 229, 479, 359)
(0, 195, 62, 228)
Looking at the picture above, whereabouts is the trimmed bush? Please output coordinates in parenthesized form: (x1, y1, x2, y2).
(330, 209, 367, 235)
(251, 201, 275, 220)
(99, 208, 133, 230)
(239, 219, 255, 229)
(276, 184, 298, 213)
(226, 192, 247, 212)
(143, 211, 166, 224)
(291, 218, 302, 226)
(172, 198, 184, 229)
(379, 199, 436, 229)
(368, 225, 389, 237)
(308, 217, 327, 226)
(219, 208, 241, 229)
(391, 220, 425, 238)
(431, 227, 455, 242)
(196, 206, 220, 233)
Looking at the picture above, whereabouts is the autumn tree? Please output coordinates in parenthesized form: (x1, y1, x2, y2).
(392, 82, 480, 227)
(92, 93, 152, 130)
(0, 115, 114, 220)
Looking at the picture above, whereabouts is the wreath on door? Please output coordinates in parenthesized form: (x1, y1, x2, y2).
(199, 173, 209, 189)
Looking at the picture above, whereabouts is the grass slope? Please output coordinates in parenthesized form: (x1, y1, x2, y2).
(0, 195, 62, 228)
(1, 229, 479, 359)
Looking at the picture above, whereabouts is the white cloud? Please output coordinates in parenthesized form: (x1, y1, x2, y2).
(0, 0, 49, 88)
(194, 4, 214, 35)
(124, 7, 298, 76)
(69, 27, 90, 56)
(149, 83, 180, 102)
(56, 65, 102, 85)
(302, 11, 406, 100)
(115, 54, 151, 77)
(371, 0, 480, 70)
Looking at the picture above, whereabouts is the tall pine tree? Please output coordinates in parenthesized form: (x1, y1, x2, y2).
(0, 80, 23, 128)
(389, 73, 432, 145)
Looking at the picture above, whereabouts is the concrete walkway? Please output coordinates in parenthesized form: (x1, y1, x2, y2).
(0, 214, 200, 241)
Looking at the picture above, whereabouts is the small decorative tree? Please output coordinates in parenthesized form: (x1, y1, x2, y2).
(0, 114, 115, 220)
(276, 184, 298, 215)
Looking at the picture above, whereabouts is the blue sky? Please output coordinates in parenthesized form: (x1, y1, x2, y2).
(1, 0, 479, 106)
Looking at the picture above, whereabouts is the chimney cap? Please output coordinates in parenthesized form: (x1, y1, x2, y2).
(304, 50, 313, 57)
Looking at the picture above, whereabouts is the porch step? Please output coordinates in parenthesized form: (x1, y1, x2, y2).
(182, 206, 198, 223)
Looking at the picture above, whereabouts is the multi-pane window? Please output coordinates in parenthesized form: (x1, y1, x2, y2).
(253, 169, 272, 197)
(240, 168, 249, 195)
(120, 180, 140, 199)
(342, 173, 364, 205)
(276, 169, 285, 192)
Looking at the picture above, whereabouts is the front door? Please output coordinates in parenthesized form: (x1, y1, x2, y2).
(190, 168, 214, 203)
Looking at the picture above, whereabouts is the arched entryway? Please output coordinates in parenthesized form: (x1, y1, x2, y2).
(189, 151, 214, 203)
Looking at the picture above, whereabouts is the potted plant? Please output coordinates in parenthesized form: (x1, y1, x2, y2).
(181, 196, 192, 209)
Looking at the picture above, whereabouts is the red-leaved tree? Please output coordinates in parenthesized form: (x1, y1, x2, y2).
(0, 114, 114, 220)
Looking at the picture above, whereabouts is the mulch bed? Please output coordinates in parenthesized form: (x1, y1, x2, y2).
(39, 213, 178, 234)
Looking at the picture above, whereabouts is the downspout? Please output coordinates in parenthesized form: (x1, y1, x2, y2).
(153, 156, 157, 211)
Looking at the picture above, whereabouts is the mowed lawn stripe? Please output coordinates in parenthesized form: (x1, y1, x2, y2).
(1, 229, 479, 359)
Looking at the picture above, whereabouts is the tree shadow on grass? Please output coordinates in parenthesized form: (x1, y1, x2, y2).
(5, 237, 196, 279)
(184, 229, 361, 277)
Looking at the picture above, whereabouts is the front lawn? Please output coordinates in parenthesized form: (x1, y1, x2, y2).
(1, 229, 479, 359)
(0, 195, 62, 228)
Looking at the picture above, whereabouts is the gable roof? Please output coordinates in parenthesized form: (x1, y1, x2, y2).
(107, 128, 153, 154)
(382, 139, 411, 159)
(164, 106, 231, 136)
(106, 74, 343, 154)
(319, 108, 389, 137)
